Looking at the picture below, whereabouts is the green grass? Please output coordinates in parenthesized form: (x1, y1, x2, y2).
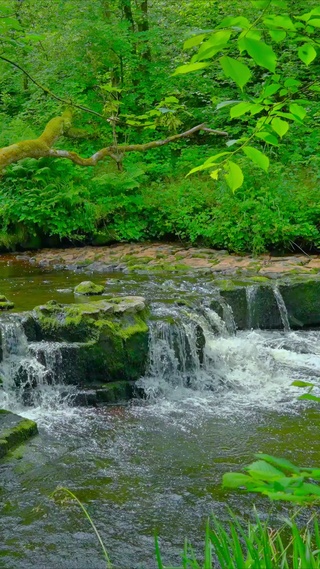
(53, 487, 320, 569)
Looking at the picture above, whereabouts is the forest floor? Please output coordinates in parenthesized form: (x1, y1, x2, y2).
(12, 243, 320, 278)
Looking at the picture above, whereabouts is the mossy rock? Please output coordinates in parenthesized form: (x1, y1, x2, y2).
(32, 298, 149, 383)
(74, 281, 104, 296)
(213, 284, 282, 330)
(0, 410, 38, 459)
(0, 295, 14, 310)
(279, 280, 320, 328)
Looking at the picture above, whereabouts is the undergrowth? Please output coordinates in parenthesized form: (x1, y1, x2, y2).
(1, 157, 320, 254)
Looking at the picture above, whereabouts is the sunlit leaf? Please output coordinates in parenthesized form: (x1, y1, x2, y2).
(224, 161, 244, 192)
(291, 380, 315, 388)
(289, 102, 307, 120)
(220, 56, 251, 90)
(239, 37, 277, 72)
(255, 131, 279, 145)
(210, 169, 220, 180)
(184, 34, 206, 49)
(269, 30, 286, 42)
(230, 102, 255, 118)
(298, 43, 317, 65)
(243, 146, 269, 171)
(271, 117, 289, 137)
(173, 62, 211, 75)
(222, 472, 253, 488)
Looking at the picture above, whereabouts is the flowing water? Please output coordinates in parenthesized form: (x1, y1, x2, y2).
(1, 258, 320, 568)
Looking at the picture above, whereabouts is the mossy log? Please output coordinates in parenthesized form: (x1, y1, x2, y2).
(0, 112, 227, 171)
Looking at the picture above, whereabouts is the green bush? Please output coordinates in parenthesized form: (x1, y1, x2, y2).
(1, 157, 320, 254)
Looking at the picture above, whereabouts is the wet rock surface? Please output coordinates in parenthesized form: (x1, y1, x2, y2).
(18, 242, 320, 277)
(31, 297, 149, 383)
(0, 410, 38, 458)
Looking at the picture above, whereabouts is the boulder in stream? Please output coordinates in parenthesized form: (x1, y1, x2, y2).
(74, 281, 104, 295)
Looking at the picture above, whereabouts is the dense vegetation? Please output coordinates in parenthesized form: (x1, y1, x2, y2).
(0, 0, 320, 253)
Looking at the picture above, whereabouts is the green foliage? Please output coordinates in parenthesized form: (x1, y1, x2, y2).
(291, 380, 320, 403)
(175, 0, 320, 189)
(223, 453, 320, 504)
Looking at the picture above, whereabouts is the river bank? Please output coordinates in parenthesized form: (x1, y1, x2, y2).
(11, 242, 320, 278)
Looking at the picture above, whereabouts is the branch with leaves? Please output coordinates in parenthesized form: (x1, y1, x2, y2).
(175, 0, 320, 191)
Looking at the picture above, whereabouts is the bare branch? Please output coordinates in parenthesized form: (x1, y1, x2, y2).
(0, 55, 105, 120)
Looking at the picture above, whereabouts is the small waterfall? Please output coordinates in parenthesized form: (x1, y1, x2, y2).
(273, 286, 290, 331)
(0, 316, 73, 412)
(139, 306, 227, 398)
(246, 285, 258, 329)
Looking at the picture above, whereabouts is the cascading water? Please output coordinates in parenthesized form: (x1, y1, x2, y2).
(273, 286, 291, 331)
(246, 285, 258, 329)
(0, 315, 75, 414)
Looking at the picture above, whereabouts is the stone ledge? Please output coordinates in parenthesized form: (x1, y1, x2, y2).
(0, 410, 38, 458)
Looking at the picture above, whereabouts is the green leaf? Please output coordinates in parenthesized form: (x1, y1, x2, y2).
(224, 161, 244, 192)
(263, 83, 281, 97)
(203, 152, 230, 166)
(263, 15, 296, 30)
(289, 103, 307, 120)
(243, 146, 269, 171)
(291, 380, 315, 388)
(220, 56, 251, 90)
(210, 169, 220, 180)
(298, 394, 320, 402)
(239, 37, 277, 72)
(173, 62, 211, 75)
(247, 460, 284, 480)
(218, 16, 250, 28)
(230, 102, 255, 118)
(216, 100, 240, 110)
(222, 472, 253, 488)
(308, 19, 320, 27)
(271, 117, 289, 137)
(184, 34, 206, 49)
(255, 454, 300, 474)
(255, 131, 279, 145)
(269, 30, 286, 42)
(298, 43, 317, 65)
(195, 30, 231, 61)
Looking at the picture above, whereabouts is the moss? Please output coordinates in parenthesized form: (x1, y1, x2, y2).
(247, 276, 270, 283)
(33, 298, 149, 383)
(0, 294, 14, 310)
(0, 413, 38, 459)
(74, 281, 104, 295)
(279, 280, 320, 328)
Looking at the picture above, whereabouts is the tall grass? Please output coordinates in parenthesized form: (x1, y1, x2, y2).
(53, 487, 320, 569)
(156, 511, 320, 569)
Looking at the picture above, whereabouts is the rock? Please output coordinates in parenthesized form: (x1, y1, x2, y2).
(0, 410, 38, 458)
(0, 295, 14, 310)
(74, 281, 104, 295)
(113, 296, 146, 314)
(73, 381, 135, 406)
(32, 297, 149, 383)
(279, 280, 320, 328)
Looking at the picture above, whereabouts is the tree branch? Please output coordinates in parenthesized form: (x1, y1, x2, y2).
(0, 55, 105, 120)
(0, 113, 228, 171)
(49, 123, 228, 166)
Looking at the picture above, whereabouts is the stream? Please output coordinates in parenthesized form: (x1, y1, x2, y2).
(0, 258, 320, 569)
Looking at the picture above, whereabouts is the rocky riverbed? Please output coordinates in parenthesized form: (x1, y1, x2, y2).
(13, 242, 320, 278)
